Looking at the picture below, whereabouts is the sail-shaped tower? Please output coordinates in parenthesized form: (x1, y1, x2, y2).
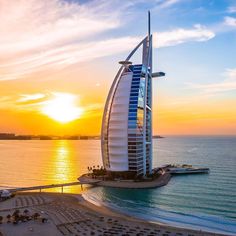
(101, 12, 164, 177)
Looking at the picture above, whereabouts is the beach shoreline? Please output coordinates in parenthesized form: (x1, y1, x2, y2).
(0, 192, 232, 236)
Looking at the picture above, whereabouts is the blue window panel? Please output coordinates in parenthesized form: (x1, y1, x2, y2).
(128, 121, 136, 125)
(129, 99, 138, 103)
(132, 83, 140, 86)
(130, 92, 139, 96)
(131, 88, 139, 91)
(131, 83, 140, 86)
(130, 95, 138, 98)
(128, 112, 137, 116)
(131, 85, 140, 89)
(130, 94, 138, 97)
(129, 104, 138, 108)
(129, 105, 138, 110)
(128, 126, 136, 129)
(129, 101, 138, 105)
(128, 117, 137, 121)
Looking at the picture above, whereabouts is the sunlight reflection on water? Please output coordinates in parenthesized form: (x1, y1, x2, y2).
(0, 140, 102, 193)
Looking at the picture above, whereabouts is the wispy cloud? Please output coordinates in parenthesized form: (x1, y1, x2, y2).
(227, 6, 236, 13)
(224, 16, 236, 26)
(186, 68, 236, 95)
(0, 0, 126, 80)
(155, 0, 181, 10)
(0, 0, 216, 81)
(18, 93, 46, 102)
(153, 24, 215, 48)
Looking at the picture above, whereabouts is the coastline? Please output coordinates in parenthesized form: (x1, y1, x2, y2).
(0, 192, 232, 236)
(82, 190, 236, 236)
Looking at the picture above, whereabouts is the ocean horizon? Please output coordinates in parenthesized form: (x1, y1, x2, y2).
(0, 136, 236, 234)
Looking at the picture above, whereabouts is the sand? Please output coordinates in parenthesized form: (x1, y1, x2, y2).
(0, 192, 230, 236)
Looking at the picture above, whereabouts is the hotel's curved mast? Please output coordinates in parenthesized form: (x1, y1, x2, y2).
(101, 12, 164, 177)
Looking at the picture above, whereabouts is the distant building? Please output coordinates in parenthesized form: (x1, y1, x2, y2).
(0, 133, 15, 139)
(101, 12, 165, 177)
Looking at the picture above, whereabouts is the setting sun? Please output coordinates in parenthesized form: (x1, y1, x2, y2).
(41, 93, 83, 123)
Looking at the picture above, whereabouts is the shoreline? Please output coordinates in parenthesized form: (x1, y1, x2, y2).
(81, 190, 235, 236)
(0, 192, 233, 236)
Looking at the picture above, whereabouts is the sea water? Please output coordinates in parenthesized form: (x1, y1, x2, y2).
(0, 137, 236, 234)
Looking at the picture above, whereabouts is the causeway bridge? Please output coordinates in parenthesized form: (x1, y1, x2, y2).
(5, 178, 101, 194)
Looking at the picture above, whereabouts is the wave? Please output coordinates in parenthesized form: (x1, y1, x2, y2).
(82, 189, 236, 235)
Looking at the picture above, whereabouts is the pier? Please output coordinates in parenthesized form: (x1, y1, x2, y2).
(5, 179, 101, 194)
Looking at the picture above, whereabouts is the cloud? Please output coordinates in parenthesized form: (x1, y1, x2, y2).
(227, 6, 236, 13)
(224, 16, 236, 26)
(186, 68, 236, 95)
(155, 0, 181, 10)
(0, 0, 215, 81)
(153, 24, 215, 48)
(0, 0, 120, 55)
(18, 93, 46, 102)
(0, 0, 126, 80)
(223, 68, 236, 81)
(0, 36, 141, 81)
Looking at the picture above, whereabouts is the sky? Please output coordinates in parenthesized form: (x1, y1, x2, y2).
(0, 0, 236, 136)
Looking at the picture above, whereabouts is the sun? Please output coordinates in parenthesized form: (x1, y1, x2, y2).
(41, 93, 83, 123)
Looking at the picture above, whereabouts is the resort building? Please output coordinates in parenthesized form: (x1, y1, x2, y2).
(101, 12, 164, 178)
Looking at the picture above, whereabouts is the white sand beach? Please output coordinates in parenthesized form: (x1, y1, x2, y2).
(0, 193, 229, 236)
(0, 192, 230, 236)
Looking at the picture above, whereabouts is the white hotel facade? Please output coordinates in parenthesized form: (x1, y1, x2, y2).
(101, 12, 164, 177)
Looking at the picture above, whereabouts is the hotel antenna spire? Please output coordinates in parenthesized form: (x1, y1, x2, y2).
(148, 10, 151, 40)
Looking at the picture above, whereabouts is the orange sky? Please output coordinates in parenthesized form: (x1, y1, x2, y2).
(1, 74, 236, 135)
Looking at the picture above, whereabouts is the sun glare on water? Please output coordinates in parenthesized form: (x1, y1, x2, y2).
(42, 93, 83, 123)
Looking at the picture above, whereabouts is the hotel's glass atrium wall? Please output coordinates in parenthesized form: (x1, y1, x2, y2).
(128, 65, 152, 176)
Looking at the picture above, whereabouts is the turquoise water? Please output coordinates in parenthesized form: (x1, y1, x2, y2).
(83, 136, 236, 235)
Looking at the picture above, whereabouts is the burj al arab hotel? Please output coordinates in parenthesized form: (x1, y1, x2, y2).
(101, 12, 165, 178)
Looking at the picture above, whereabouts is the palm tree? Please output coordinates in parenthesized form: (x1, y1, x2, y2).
(13, 209, 20, 216)
(33, 212, 40, 220)
(97, 165, 99, 169)
(6, 214, 11, 223)
(23, 209, 29, 216)
(87, 166, 90, 173)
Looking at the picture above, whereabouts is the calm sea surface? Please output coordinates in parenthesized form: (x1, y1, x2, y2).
(0, 137, 236, 234)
